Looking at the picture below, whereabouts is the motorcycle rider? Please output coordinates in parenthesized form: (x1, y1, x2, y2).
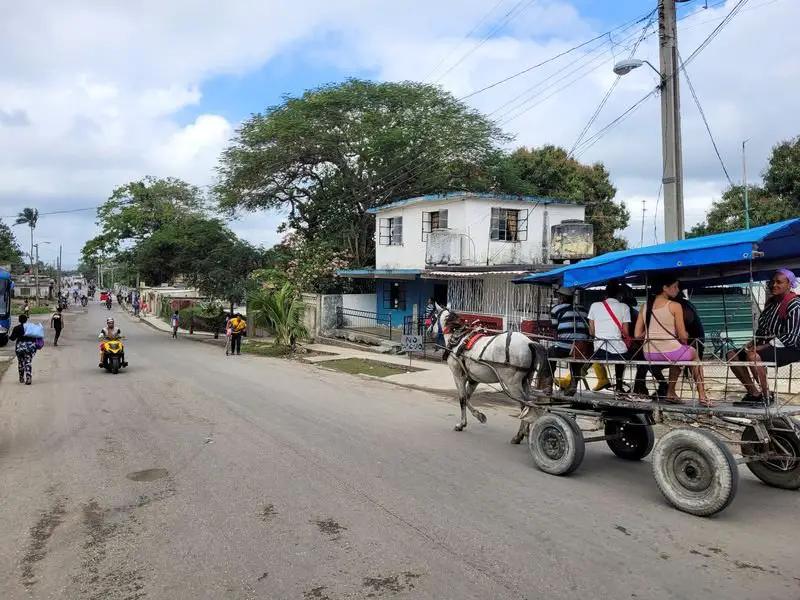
(98, 317, 127, 368)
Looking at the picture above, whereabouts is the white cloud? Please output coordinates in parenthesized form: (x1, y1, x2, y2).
(0, 0, 796, 264)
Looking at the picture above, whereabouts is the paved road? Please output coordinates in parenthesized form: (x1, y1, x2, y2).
(0, 304, 798, 600)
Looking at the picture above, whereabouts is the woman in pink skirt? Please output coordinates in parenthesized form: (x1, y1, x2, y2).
(634, 274, 712, 406)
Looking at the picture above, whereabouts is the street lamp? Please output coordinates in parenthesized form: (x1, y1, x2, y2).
(32, 241, 50, 303)
(612, 58, 662, 79)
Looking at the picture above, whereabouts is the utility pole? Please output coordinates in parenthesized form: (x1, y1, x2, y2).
(640, 200, 647, 247)
(33, 243, 40, 307)
(658, 0, 689, 242)
(742, 139, 750, 229)
(57, 245, 62, 301)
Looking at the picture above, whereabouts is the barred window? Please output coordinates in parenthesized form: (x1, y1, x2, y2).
(490, 208, 528, 242)
(378, 216, 403, 245)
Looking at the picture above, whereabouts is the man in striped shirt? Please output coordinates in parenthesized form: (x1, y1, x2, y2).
(728, 269, 800, 405)
(548, 286, 591, 396)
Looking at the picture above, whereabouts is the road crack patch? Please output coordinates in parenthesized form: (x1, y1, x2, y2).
(21, 494, 68, 589)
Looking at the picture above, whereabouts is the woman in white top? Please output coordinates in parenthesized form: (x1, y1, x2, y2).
(588, 281, 631, 393)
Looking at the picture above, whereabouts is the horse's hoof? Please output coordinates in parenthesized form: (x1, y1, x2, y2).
(510, 436, 523, 445)
(454, 423, 466, 432)
(475, 412, 487, 424)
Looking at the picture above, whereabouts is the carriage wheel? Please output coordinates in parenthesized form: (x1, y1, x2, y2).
(652, 428, 739, 517)
(741, 426, 800, 490)
(605, 415, 655, 461)
(528, 414, 585, 476)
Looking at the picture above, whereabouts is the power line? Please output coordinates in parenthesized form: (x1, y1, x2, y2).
(432, 0, 541, 84)
(569, 12, 657, 156)
(459, 8, 656, 101)
(1, 206, 98, 220)
(678, 50, 734, 187)
(421, 0, 508, 82)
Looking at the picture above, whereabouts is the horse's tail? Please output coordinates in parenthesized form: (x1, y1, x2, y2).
(527, 342, 550, 387)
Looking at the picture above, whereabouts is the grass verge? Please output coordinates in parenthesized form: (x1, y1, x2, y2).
(315, 357, 421, 378)
(242, 343, 294, 357)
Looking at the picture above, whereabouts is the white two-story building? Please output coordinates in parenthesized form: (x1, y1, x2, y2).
(338, 191, 592, 333)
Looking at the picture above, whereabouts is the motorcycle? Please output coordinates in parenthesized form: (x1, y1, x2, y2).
(80, 296, 88, 307)
(100, 338, 126, 374)
(106, 297, 112, 310)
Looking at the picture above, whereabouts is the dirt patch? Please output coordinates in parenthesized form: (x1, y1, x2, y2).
(126, 468, 168, 482)
(362, 571, 422, 596)
(0, 358, 12, 381)
(260, 503, 277, 521)
(312, 517, 347, 539)
(21, 495, 67, 588)
(242, 343, 294, 357)
(303, 585, 331, 599)
(315, 358, 421, 378)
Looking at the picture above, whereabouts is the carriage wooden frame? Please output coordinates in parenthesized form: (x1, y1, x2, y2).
(509, 219, 800, 517)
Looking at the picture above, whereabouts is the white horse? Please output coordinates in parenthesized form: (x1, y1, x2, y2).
(429, 305, 551, 444)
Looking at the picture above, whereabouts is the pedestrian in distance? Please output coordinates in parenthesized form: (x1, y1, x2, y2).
(171, 311, 180, 339)
(51, 306, 64, 346)
(229, 313, 246, 356)
(10, 314, 38, 385)
(21, 300, 30, 317)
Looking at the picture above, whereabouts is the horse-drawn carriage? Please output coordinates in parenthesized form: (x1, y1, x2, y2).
(430, 218, 800, 517)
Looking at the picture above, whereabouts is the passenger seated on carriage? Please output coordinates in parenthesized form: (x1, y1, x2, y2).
(727, 269, 800, 406)
(549, 286, 591, 396)
(634, 273, 712, 406)
(587, 281, 631, 394)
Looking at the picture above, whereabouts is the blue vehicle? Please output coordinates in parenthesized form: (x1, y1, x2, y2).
(0, 270, 12, 347)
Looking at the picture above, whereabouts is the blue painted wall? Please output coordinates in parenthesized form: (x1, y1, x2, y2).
(375, 277, 439, 327)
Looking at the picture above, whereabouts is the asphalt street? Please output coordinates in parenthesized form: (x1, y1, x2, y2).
(0, 303, 798, 600)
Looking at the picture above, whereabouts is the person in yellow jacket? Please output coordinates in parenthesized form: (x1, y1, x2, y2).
(229, 314, 246, 356)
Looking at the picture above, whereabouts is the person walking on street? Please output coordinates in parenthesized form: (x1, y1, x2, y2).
(229, 313, 246, 356)
(171, 311, 180, 338)
(51, 306, 64, 346)
(22, 300, 30, 317)
(10, 314, 38, 385)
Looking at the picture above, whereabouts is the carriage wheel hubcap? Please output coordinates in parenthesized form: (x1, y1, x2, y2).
(541, 427, 567, 460)
(673, 449, 712, 491)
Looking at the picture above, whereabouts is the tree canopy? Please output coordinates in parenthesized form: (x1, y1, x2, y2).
(487, 146, 628, 253)
(215, 78, 509, 266)
(0, 221, 23, 270)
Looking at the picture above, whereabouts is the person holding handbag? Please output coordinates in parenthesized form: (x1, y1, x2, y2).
(588, 281, 632, 394)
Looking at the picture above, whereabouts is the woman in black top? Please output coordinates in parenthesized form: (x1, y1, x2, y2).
(51, 307, 64, 346)
(9, 314, 38, 385)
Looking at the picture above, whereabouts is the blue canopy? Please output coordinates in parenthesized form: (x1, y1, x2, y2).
(514, 218, 800, 289)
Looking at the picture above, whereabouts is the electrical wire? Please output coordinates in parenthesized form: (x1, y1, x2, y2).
(421, 0, 508, 82)
(678, 50, 734, 187)
(433, 0, 540, 84)
(459, 8, 656, 101)
(569, 13, 657, 156)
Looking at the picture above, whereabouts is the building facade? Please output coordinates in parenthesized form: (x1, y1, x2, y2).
(338, 192, 591, 333)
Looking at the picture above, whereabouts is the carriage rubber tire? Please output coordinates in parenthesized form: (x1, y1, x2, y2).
(741, 426, 800, 490)
(528, 413, 585, 476)
(605, 415, 655, 461)
(652, 428, 739, 517)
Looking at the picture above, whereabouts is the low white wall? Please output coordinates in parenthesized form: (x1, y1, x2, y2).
(341, 293, 377, 313)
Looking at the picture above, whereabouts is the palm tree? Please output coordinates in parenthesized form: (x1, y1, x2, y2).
(247, 283, 308, 348)
(15, 208, 39, 304)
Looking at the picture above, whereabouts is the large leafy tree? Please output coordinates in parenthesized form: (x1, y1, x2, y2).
(81, 176, 206, 263)
(690, 136, 800, 237)
(0, 221, 23, 270)
(486, 146, 629, 253)
(215, 78, 509, 266)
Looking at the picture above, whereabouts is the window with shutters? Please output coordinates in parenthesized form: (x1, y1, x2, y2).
(490, 208, 528, 242)
(378, 216, 403, 245)
(421, 209, 449, 241)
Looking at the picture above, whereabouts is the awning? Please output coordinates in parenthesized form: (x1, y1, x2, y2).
(422, 270, 529, 279)
(514, 218, 800, 289)
(336, 269, 421, 280)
